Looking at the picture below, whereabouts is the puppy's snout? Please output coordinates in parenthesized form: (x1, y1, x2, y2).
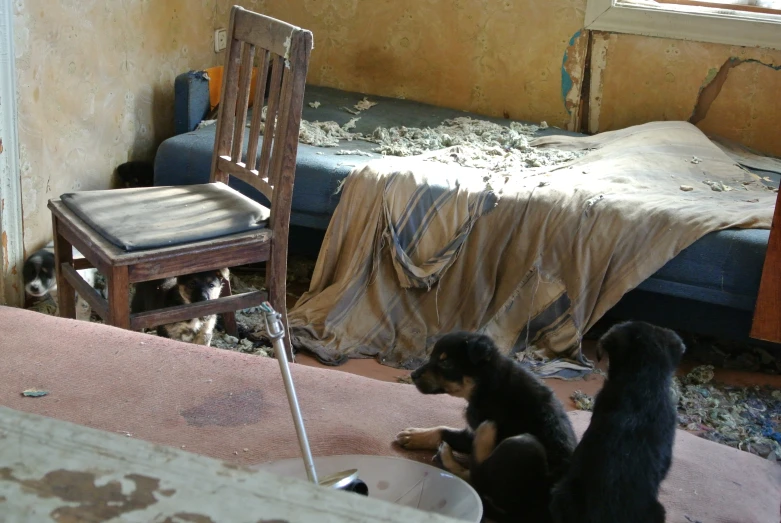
(411, 367, 424, 380)
(29, 284, 40, 292)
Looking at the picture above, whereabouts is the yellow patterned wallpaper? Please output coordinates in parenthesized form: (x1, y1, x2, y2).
(12, 0, 781, 257)
(226, 0, 588, 127)
(14, 0, 221, 254)
(233, 0, 779, 156)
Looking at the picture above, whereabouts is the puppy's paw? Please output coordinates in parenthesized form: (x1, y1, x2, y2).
(395, 427, 443, 450)
(473, 420, 498, 465)
(437, 441, 470, 481)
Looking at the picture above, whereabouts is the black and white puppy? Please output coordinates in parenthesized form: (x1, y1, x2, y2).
(549, 321, 686, 523)
(396, 332, 577, 522)
(23, 241, 98, 320)
(131, 268, 229, 347)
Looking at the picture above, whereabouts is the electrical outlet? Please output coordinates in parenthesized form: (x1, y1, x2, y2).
(214, 29, 227, 53)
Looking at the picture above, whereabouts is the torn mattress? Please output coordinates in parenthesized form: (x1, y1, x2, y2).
(288, 121, 776, 376)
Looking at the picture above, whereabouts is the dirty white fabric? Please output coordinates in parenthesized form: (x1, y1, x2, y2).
(289, 122, 776, 375)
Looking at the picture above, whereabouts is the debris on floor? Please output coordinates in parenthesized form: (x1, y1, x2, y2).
(396, 375, 413, 385)
(675, 365, 781, 462)
(585, 321, 781, 375)
(570, 365, 781, 462)
(23, 255, 318, 359)
(570, 390, 594, 411)
(22, 389, 49, 398)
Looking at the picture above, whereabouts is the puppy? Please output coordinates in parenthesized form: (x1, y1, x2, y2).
(396, 332, 577, 520)
(116, 161, 154, 188)
(23, 241, 99, 321)
(131, 268, 228, 346)
(549, 321, 686, 523)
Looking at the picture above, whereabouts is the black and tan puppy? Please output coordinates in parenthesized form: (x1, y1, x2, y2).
(396, 332, 577, 521)
(549, 321, 686, 523)
(131, 268, 228, 347)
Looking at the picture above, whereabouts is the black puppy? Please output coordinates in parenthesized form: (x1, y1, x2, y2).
(131, 268, 228, 346)
(549, 321, 686, 523)
(396, 332, 577, 521)
(116, 161, 154, 188)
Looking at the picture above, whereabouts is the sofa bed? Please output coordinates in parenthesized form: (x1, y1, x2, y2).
(153, 72, 780, 346)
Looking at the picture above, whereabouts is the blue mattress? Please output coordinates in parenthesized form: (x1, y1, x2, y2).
(154, 83, 778, 334)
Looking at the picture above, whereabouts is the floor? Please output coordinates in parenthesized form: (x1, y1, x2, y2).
(297, 340, 781, 412)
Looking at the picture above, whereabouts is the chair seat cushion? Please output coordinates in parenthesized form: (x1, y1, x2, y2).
(60, 182, 270, 252)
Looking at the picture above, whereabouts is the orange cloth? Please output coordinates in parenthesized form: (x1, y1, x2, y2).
(204, 65, 259, 110)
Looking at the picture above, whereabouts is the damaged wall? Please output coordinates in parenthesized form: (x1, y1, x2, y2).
(13, 0, 222, 254)
(591, 33, 781, 156)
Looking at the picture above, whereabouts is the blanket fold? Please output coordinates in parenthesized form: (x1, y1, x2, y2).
(289, 122, 775, 376)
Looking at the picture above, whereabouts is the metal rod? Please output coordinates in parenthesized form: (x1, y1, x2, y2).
(261, 301, 319, 484)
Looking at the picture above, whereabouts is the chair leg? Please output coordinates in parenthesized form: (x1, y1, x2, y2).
(266, 248, 293, 362)
(107, 265, 131, 329)
(221, 277, 238, 336)
(51, 216, 76, 319)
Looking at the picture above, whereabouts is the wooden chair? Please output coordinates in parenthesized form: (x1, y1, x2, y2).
(47, 6, 313, 360)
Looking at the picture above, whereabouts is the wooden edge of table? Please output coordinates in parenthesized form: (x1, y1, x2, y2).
(0, 405, 460, 523)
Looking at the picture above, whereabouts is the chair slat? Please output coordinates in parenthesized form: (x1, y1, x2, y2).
(217, 156, 273, 200)
(246, 50, 271, 171)
(257, 54, 284, 181)
(233, 7, 300, 58)
(209, 7, 243, 185)
(130, 291, 267, 331)
(230, 42, 256, 162)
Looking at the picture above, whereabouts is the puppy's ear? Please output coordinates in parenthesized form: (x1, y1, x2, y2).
(217, 268, 230, 281)
(465, 335, 495, 365)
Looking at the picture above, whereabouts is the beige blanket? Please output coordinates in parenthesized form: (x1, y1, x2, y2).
(289, 122, 776, 375)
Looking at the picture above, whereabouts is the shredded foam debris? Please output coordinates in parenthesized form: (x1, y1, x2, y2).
(22, 389, 49, 398)
(308, 101, 321, 109)
(223, 103, 583, 175)
(354, 97, 378, 112)
(196, 119, 217, 130)
(570, 390, 594, 411)
(26, 257, 317, 360)
(335, 149, 373, 156)
(342, 117, 360, 131)
(298, 121, 358, 147)
(703, 180, 733, 192)
(303, 116, 583, 176)
(570, 365, 781, 461)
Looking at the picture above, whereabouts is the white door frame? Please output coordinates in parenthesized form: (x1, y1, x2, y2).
(0, 0, 24, 306)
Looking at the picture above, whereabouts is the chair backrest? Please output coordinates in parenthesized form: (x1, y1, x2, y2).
(209, 6, 313, 227)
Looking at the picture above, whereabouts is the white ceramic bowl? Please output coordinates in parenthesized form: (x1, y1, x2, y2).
(258, 454, 483, 522)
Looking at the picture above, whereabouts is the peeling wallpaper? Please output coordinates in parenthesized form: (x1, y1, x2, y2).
(593, 33, 781, 156)
(234, 0, 779, 156)
(14, 0, 221, 254)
